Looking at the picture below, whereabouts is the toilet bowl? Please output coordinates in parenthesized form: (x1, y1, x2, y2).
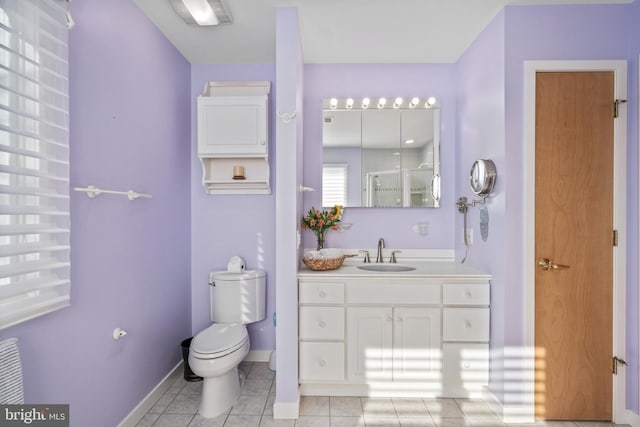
(190, 270, 266, 418)
(188, 323, 250, 418)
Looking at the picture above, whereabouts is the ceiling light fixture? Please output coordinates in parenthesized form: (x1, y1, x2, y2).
(405, 139, 415, 144)
(377, 98, 387, 109)
(393, 97, 403, 109)
(330, 98, 338, 109)
(409, 97, 419, 108)
(169, 0, 233, 26)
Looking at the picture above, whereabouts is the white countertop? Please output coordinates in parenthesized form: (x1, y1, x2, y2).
(298, 260, 491, 279)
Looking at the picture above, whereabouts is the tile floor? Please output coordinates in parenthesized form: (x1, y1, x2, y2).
(137, 362, 629, 427)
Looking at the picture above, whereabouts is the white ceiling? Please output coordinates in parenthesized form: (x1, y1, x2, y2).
(134, 0, 631, 64)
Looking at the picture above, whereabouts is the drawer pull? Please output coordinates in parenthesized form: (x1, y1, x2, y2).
(464, 321, 473, 329)
(463, 362, 471, 369)
(318, 321, 326, 328)
(318, 291, 326, 298)
(465, 290, 473, 298)
(319, 359, 327, 367)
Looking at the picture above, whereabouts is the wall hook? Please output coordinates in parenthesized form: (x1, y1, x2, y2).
(278, 111, 297, 123)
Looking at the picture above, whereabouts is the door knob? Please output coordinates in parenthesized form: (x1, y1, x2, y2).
(538, 258, 570, 271)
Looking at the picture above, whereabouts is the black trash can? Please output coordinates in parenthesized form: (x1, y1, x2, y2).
(181, 338, 203, 382)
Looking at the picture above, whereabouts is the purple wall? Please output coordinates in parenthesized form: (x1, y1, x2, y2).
(303, 64, 457, 251)
(503, 2, 635, 413)
(190, 65, 276, 351)
(0, 1, 192, 426)
(455, 8, 506, 403)
(456, 2, 637, 414)
(626, 0, 640, 413)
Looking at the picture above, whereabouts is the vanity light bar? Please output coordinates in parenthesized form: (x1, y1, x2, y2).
(324, 97, 438, 110)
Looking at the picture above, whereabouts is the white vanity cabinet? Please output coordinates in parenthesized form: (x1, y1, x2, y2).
(298, 269, 490, 398)
(197, 81, 271, 194)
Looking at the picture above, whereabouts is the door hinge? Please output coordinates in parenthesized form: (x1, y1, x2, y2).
(613, 356, 627, 375)
(613, 229, 619, 247)
(614, 99, 627, 118)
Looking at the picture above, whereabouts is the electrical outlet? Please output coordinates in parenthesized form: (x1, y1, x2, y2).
(465, 229, 474, 245)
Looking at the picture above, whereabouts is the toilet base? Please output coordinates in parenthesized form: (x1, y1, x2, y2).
(199, 366, 241, 418)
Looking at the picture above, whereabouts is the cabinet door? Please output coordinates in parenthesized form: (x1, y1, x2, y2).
(393, 307, 442, 382)
(347, 307, 393, 383)
(198, 96, 268, 155)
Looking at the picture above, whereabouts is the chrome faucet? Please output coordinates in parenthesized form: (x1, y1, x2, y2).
(376, 238, 385, 263)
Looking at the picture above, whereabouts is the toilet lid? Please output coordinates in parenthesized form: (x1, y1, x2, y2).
(191, 323, 248, 355)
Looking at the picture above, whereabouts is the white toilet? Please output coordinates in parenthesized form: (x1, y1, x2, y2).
(189, 270, 266, 418)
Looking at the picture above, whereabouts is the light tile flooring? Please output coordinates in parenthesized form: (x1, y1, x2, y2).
(137, 362, 629, 427)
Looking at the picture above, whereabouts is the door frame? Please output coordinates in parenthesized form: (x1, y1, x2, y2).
(523, 60, 627, 423)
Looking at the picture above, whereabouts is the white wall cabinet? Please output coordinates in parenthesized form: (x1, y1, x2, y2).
(298, 275, 490, 398)
(197, 81, 271, 194)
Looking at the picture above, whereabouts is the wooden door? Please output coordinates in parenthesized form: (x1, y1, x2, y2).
(534, 72, 614, 420)
(393, 307, 441, 381)
(346, 307, 393, 383)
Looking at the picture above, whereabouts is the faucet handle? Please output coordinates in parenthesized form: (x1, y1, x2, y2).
(359, 250, 371, 263)
(389, 250, 401, 263)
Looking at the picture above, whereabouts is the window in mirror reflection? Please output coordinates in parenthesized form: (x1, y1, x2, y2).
(322, 98, 440, 208)
(322, 164, 347, 206)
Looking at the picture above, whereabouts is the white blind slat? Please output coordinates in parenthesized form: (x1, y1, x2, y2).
(322, 164, 347, 207)
(0, 0, 70, 330)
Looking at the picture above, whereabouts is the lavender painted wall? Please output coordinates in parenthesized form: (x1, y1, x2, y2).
(503, 3, 635, 412)
(626, 0, 640, 412)
(190, 65, 276, 350)
(456, 2, 636, 413)
(0, 1, 191, 426)
(303, 64, 457, 251)
(274, 7, 305, 411)
(455, 9, 507, 403)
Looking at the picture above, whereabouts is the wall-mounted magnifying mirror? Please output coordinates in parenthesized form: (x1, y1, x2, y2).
(469, 159, 496, 197)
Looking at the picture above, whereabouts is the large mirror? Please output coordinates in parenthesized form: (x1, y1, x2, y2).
(322, 98, 440, 208)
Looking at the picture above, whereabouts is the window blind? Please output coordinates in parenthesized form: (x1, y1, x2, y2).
(0, 0, 70, 330)
(322, 164, 347, 207)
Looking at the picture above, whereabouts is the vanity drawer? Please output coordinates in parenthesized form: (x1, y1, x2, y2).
(443, 283, 490, 306)
(443, 308, 489, 342)
(299, 282, 344, 304)
(442, 343, 489, 397)
(347, 282, 440, 305)
(299, 306, 344, 340)
(299, 342, 345, 382)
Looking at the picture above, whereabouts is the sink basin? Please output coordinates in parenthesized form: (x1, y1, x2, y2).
(357, 264, 416, 272)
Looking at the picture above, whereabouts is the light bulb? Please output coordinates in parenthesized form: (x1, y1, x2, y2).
(425, 97, 436, 108)
(393, 97, 403, 109)
(362, 98, 370, 109)
(330, 98, 338, 109)
(377, 98, 387, 109)
(346, 98, 354, 109)
(410, 97, 420, 108)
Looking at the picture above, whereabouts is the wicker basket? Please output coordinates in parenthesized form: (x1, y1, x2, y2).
(303, 254, 355, 271)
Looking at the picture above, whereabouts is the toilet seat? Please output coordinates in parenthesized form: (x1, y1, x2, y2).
(190, 323, 249, 360)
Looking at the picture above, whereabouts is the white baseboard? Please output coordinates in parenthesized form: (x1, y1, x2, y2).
(244, 350, 272, 362)
(117, 361, 183, 427)
(273, 389, 300, 419)
(622, 409, 640, 427)
(482, 386, 503, 419)
(481, 385, 535, 424)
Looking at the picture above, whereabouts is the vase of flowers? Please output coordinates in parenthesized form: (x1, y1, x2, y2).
(301, 205, 343, 250)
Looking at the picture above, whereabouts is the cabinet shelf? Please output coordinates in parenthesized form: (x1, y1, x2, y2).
(197, 81, 271, 194)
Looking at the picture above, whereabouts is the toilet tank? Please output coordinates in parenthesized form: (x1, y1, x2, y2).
(209, 270, 266, 324)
